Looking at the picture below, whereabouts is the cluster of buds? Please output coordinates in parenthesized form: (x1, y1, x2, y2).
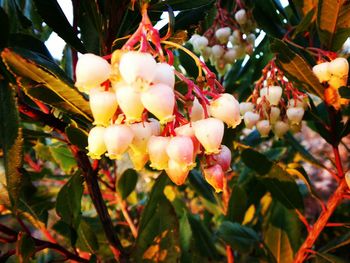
(75, 4, 241, 192)
(240, 60, 308, 138)
(312, 57, 349, 109)
(188, 3, 256, 76)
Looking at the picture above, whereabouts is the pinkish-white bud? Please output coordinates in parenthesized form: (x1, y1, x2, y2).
(312, 62, 331, 83)
(87, 126, 106, 159)
(239, 102, 255, 115)
(209, 93, 241, 128)
(193, 36, 208, 52)
(201, 46, 212, 61)
(166, 136, 196, 169)
(288, 96, 309, 109)
(211, 45, 225, 59)
(243, 111, 260, 129)
(256, 120, 271, 137)
(119, 51, 157, 85)
(223, 49, 239, 64)
(75, 54, 111, 93)
(235, 9, 247, 25)
(215, 27, 231, 44)
(203, 164, 224, 193)
(246, 34, 256, 45)
(152, 63, 175, 89)
(141, 83, 175, 124)
(166, 159, 190, 185)
(190, 97, 205, 122)
(212, 145, 231, 171)
(129, 122, 153, 155)
(328, 57, 349, 78)
(175, 123, 201, 155)
(104, 124, 134, 159)
(273, 120, 289, 139)
(147, 136, 170, 170)
(260, 86, 283, 106)
(89, 88, 118, 126)
(128, 150, 149, 171)
(115, 83, 144, 123)
(269, 107, 280, 124)
(286, 107, 305, 124)
(194, 118, 224, 154)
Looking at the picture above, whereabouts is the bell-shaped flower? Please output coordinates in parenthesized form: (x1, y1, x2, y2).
(119, 51, 156, 86)
(235, 9, 247, 25)
(166, 136, 196, 169)
(89, 88, 118, 126)
(243, 111, 260, 129)
(256, 120, 271, 137)
(141, 83, 175, 124)
(152, 63, 175, 89)
(211, 45, 225, 59)
(223, 49, 238, 64)
(328, 58, 349, 78)
(209, 93, 241, 128)
(166, 159, 190, 185)
(192, 36, 208, 52)
(269, 106, 280, 124)
(147, 136, 170, 170)
(286, 107, 305, 124)
(260, 86, 282, 106)
(203, 164, 224, 193)
(75, 53, 111, 93)
(239, 102, 255, 115)
(190, 97, 205, 122)
(104, 124, 134, 159)
(115, 83, 144, 123)
(215, 27, 231, 44)
(212, 145, 231, 172)
(312, 62, 331, 83)
(175, 123, 201, 155)
(129, 122, 153, 155)
(87, 126, 106, 159)
(273, 120, 289, 139)
(194, 118, 224, 154)
(128, 150, 149, 171)
(328, 75, 347, 89)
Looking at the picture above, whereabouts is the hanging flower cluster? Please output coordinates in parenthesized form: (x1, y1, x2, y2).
(240, 59, 308, 139)
(312, 57, 349, 109)
(75, 4, 241, 192)
(188, 1, 256, 76)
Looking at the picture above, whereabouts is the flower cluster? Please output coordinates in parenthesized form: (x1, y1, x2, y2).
(188, 4, 256, 76)
(312, 57, 349, 109)
(240, 60, 308, 138)
(75, 4, 242, 192)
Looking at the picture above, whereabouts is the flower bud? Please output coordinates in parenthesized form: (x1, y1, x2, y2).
(223, 49, 238, 64)
(193, 36, 209, 52)
(256, 120, 271, 137)
(194, 118, 224, 154)
(203, 164, 224, 193)
(75, 54, 111, 93)
(152, 63, 175, 89)
(212, 145, 231, 171)
(312, 62, 331, 82)
(235, 9, 248, 25)
(190, 97, 205, 122)
(147, 136, 170, 170)
(189, 34, 200, 44)
(328, 57, 349, 78)
(288, 96, 309, 109)
(273, 120, 289, 139)
(246, 34, 256, 45)
(128, 150, 149, 171)
(104, 124, 134, 159)
(115, 83, 144, 123)
(260, 86, 283, 106)
(89, 88, 118, 126)
(210, 93, 241, 128)
(166, 159, 190, 185)
(129, 122, 153, 155)
(233, 45, 246, 59)
(141, 83, 175, 124)
(201, 46, 212, 61)
(286, 107, 305, 124)
(87, 126, 106, 159)
(243, 111, 260, 129)
(239, 102, 255, 115)
(215, 27, 231, 44)
(211, 45, 225, 59)
(166, 136, 195, 169)
(175, 123, 201, 155)
(229, 30, 241, 45)
(269, 106, 280, 124)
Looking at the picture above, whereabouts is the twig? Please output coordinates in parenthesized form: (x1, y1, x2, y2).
(226, 245, 234, 263)
(115, 193, 138, 238)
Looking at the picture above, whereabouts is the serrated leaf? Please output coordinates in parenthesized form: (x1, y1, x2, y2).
(32, 0, 86, 53)
(218, 221, 260, 254)
(117, 168, 138, 200)
(0, 80, 23, 207)
(16, 232, 35, 263)
(270, 39, 324, 99)
(1, 48, 92, 122)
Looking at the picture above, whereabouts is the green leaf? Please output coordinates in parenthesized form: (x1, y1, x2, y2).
(312, 252, 348, 263)
(56, 173, 84, 229)
(32, 0, 86, 53)
(226, 184, 248, 223)
(1, 48, 92, 123)
(77, 219, 99, 253)
(0, 7, 9, 48)
(49, 143, 77, 173)
(150, 0, 215, 11)
(179, 211, 192, 260)
(66, 125, 88, 151)
(16, 232, 36, 263)
(117, 168, 138, 200)
(241, 149, 273, 175)
(317, 0, 350, 51)
(0, 80, 23, 207)
(218, 221, 260, 254)
(293, 8, 316, 37)
(262, 165, 304, 210)
(188, 170, 216, 203)
(270, 39, 324, 99)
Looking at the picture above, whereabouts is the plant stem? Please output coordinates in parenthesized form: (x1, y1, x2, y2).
(226, 245, 234, 263)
